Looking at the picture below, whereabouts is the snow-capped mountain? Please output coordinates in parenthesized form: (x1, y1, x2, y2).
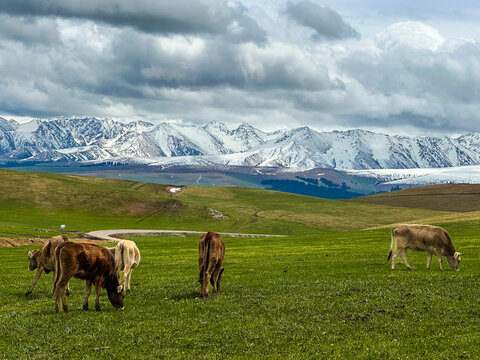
(1, 116, 480, 170)
(345, 165, 480, 185)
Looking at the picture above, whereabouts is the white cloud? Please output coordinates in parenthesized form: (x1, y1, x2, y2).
(0, 2, 479, 136)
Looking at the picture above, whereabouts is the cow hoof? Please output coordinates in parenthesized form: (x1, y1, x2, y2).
(95, 306, 101, 312)
(66, 290, 71, 296)
(82, 305, 88, 311)
(25, 291, 32, 297)
(62, 306, 69, 313)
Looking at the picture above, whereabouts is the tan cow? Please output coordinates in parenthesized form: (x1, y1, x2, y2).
(198, 232, 225, 298)
(112, 240, 141, 292)
(388, 224, 462, 271)
(53, 242, 125, 313)
(26, 234, 70, 296)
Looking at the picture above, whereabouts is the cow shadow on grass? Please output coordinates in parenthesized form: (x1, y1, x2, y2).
(19, 290, 51, 299)
(169, 292, 199, 301)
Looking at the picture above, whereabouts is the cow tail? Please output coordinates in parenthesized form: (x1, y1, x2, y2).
(128, 246, 134, 264)
(53, 246, 62, 291)
(387, 229, 395, 261)
(205, 236, 211, 274)
(201, 235, 212, 282)
(115, 242, 124, 271)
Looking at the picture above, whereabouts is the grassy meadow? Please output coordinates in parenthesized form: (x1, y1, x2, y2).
(0, 169, 479, 359)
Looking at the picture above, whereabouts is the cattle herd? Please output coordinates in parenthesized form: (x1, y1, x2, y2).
(26, 224, 460, 313)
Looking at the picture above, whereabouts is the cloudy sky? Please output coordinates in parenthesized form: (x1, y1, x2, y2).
(0, 0, 479, 135)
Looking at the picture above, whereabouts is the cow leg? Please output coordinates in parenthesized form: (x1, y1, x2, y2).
(52, 271, 70, 296)
(198, 256, 204, 283)
(125, 268, 133, 291)
(83, 280, 92, 311)
(398, 249, 412, 270)
(26, 266, 44, 296)
(202, 259, 217, 298)
(211, 260, 223, 292)
(54, 284, 63, 313)
(391, 249, 401, 269)
(54, 277, 70, 313)
(61, 288, 68, 312)
(426, 253, 433, 270)
(94, 281, 102, 311)
(437, 256, 444, 271)
(123, 265, 132, 291)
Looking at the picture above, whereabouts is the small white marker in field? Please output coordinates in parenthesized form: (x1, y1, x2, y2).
(60, 224, 66, 229)
(169, 187, 182, 193)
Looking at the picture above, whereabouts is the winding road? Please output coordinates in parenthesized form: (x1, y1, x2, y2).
(86, 229, 286, 242)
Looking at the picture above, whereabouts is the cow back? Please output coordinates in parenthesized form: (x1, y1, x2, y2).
(38, 235, 69, 272)
(394, 224, 455, 255)
(56, 242, 117, 281)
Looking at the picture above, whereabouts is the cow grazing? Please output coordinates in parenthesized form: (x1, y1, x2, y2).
(53, 242, 124, 313)
(198, 232, 225, 298)
(113, 240, 141, 292)
(388, 224, 462, 271)
(26, 234, 70, 296)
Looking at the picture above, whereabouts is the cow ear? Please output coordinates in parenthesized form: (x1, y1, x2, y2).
(117, 285, 124, 294)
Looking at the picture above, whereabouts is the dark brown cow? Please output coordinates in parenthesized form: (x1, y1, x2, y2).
(53, 242, 125, 313)
(26, 234, 70, 296)
(388, 224, 462, 271)
(198, 232, 225, 298)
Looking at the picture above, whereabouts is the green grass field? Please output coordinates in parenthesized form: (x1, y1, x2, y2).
(0, 169, 479, 359)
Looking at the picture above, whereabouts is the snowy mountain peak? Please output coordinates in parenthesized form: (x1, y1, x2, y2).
(1, 117, 480, 170)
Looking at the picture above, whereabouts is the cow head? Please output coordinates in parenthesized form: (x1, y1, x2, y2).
(447, 252, 463, 270)
(105, 275, 125, 309)
(28, 250, 39, 271)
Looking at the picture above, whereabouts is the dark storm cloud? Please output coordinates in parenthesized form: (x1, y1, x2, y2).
(0, 15, 60, 45)
(0, 0, 266, 43)
(285, 1, 359, 40)
(0, 0, 479, 136)
(87, 29, 336, 92)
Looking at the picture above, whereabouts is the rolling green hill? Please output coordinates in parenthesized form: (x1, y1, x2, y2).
(0, 169, 456, 237)
(1, 169, 480, 359)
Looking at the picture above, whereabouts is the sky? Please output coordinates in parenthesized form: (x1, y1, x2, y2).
(0, 0, 479, 135)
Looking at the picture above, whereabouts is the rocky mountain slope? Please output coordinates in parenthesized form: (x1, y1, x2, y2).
(1, 117, 479, 170)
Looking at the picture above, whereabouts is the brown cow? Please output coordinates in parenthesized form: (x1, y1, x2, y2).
(198, 232, 225, 298)
(53, 242, 125, 313)
(388, 224, 462, 271)
(113, 240, 141, 292)
(26, 234, 70, 296)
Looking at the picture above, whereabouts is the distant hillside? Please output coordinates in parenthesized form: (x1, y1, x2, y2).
(0, 169, 452, 235)
(348, 184, 480, 212)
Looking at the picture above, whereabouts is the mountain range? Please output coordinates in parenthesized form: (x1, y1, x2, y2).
(1, 116, 480, 170)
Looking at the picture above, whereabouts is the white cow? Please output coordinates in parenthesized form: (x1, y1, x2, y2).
(112, 240, 141, 291)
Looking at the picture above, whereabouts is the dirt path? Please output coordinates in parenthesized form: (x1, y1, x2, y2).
(86, 229, 286, 242)
(0, 237, 113, 247)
